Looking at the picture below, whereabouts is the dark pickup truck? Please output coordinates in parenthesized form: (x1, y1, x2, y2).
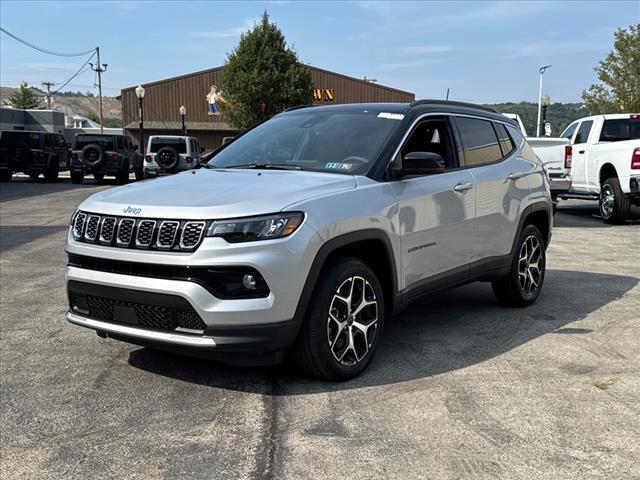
(70, 133, 143, 184)
(0, 130, 69, 182)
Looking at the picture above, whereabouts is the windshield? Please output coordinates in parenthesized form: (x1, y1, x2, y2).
(210, 109, 402, 174)
(75, 135, 113, 150)
(150, 137, 188, 154)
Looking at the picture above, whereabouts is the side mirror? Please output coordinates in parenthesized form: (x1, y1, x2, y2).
(392, 151, 445, 178)
(201, 147, 205, 153)
(133, 144, 138, 151)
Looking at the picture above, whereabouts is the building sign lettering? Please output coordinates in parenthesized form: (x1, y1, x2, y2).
(313, 89, 335, 102)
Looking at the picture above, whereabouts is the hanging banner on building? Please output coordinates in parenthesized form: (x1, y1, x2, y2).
(207, 85, 224, 115)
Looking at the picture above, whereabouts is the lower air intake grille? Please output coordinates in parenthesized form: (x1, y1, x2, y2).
(85, 295, 206, 333)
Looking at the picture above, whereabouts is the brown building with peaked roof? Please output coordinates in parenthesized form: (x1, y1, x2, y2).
(120, 65, 414, 151)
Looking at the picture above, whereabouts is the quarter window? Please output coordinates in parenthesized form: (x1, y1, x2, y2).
(573, 121, 593, 144)
(494, 123, 515, 156)
(456, 117, 502, 166)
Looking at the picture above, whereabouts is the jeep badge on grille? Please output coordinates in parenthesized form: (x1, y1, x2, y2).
(122, 206, 142, 215)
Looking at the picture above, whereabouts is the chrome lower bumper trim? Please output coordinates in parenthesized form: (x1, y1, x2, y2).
(66, 311, 216, 347)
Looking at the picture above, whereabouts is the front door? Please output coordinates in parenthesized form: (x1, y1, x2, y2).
(569, 120, 594, 192)
(389, 117, 476, 293)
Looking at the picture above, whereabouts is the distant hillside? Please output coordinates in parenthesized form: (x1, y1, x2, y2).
(484, 102, 585, 136)
(0, 86, 122, 127)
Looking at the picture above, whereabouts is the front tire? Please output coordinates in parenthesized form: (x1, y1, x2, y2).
(292, 258, 385, 381)
(600, 177, 630, 224)
(492, 224, 546, 307)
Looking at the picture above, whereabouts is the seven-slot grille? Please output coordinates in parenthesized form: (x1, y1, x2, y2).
(71, 211, 208, 251)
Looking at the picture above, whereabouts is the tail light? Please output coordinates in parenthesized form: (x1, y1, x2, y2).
(630, 114, 640, 120)
(632, 147, 640, 170)
(185, 156, 192, 163)
(145, 155, 152, 162)
(564, 145, 572, 169)
(111, 153, 120, 161)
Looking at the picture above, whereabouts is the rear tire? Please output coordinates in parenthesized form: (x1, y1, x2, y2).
(70, 171, 84, 184)
(0, 170, 12, 182)
(599, 177, 630, 224)
(134, 165, 144, 181)
(492, 224, 546, 307)
(291, 258, 385, 381)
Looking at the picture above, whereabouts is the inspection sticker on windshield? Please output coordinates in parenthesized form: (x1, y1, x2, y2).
(325, 162, 353, 170)
(377, 112, 404, 120)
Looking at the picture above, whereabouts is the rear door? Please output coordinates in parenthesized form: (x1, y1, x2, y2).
(390, 115, 476, 294)
(454, 116, 532, 265)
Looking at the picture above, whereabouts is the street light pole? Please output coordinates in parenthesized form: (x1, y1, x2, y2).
(135, 85, 145, 155)
(179, 105, 187, 136)
(536, 65, 551, 137)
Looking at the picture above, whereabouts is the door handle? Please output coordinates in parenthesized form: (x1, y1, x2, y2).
(507, 172, 526, 180)
(578, 150, 585, 154)
(453, 182, 473, 192)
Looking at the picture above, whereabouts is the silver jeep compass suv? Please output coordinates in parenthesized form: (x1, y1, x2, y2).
(66, 101, 553, 380)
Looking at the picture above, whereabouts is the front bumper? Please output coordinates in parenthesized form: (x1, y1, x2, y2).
(64, 223, 322, 359)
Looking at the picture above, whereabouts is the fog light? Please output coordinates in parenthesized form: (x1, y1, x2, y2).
(242, 274, 257, 290)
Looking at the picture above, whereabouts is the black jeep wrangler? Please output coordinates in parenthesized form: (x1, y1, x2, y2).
(70, 133, 143, 184)
(0, 130, 69, 182)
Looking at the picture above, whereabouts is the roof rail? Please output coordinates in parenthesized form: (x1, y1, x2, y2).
(283, 104, 316, 113)
(409, 99, 498, 114)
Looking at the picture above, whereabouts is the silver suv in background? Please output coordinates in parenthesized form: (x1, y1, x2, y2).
(144, 136, 203, 177)
(66, 101, 553, 380)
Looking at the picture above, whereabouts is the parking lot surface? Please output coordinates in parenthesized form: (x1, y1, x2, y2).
(1, 177, 639, 480)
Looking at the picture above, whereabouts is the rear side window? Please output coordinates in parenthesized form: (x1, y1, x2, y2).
(573, 121, 593, 144)
(599, 118, 640, 142)
(494, 123, 515, 156)
(456, 117, 502, 166)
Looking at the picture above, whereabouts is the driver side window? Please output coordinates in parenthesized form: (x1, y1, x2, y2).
(394, 118, 457, 170)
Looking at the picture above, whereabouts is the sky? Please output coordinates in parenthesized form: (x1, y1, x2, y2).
(0, 0, 638, 104)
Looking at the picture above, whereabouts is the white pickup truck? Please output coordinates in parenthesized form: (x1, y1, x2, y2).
(503, 113, 572, 205)
(556, 114, 640, 223)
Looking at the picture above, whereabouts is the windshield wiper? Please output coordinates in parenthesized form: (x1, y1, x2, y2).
(225, 163, 303, 171)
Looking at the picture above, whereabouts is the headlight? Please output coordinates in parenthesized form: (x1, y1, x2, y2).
(206, 212, 304, 243)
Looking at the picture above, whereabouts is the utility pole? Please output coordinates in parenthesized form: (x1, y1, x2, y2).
(41, 81, 54, 109)
(90, 47, 107, 132)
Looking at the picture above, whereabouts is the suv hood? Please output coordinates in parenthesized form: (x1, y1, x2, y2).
(80, 169, 357, 219)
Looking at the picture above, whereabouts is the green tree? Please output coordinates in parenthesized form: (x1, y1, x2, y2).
(582, 24, 640, 114)
(219, 11, 313, 129)
(8, 82, 40, 109)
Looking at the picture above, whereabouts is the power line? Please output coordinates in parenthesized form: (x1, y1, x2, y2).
(0, 27, 96, 57)
(52, 52, 96, 94)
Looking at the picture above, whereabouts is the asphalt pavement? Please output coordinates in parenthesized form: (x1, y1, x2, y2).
(1, 177, 639, 479)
